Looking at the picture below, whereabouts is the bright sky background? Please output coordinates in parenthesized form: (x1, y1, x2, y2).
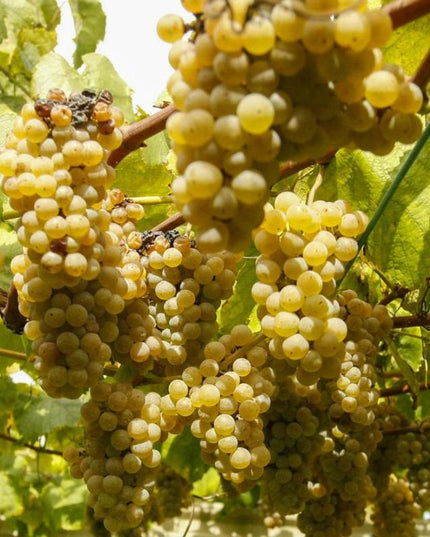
(56, 1, 190, 112)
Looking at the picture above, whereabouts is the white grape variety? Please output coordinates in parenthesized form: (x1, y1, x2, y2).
(64, 380, 190, 533)
(131, 232, 239, 374)
(324, 290, 392, 426)
(252, 191, 368, 386)
(0, 91, 151, 397)
(372, 477, 420, 537)
(170, 325, 275, 487)
(158, 0, 423, 253)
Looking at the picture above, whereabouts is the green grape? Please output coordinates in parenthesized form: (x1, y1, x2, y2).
(237, 93, 275, 135)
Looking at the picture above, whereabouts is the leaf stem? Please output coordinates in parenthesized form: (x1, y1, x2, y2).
(0, 348, 27, 360)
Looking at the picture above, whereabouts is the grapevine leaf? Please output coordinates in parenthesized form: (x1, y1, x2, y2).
(416, 390, 430, 420)
(14, 394, 81, 443)
(389, 340, 419, 395)
(393, 328, 423, 372)
(0, 471, 22, 516)
(80, 53, 133, 121)
(115, 137, 176, 230)
(383, 13, 430, 78)
(0, 224, 22, 289)
(68, 0, 106, 68)
(192, 467, 221, 498)
(0, 103, 16, 144)
(218, 255, 258, 334)
(15, 27, 57, 75)
(0, 322, 27, 370)
(30, 52, 83, 98)
(39, 0, 61, 30)
(162, 429, 208, 482)
(41, 480, 87, 530)
(318, 143, 430, 289)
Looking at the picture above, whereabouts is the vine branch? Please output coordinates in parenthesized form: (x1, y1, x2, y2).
(411, 46, 430, 91)
(0, 433, 62, 456)
(380, 381, 430, 397)
(383, 0, 430, 30)
(108, 104, 176, 167)
(392, 314, 430, 328)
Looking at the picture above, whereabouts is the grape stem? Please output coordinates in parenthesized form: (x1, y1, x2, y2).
(382, 421, 430, 435)
(383, 0, 430, 30)
(307, 165, 325, 205)
(411, 46, 430, 92)
(0, 432, 62, 456)
(107, 104, 175, 167)
(380, 381, 430, 397)
(220, 332, 267, 369)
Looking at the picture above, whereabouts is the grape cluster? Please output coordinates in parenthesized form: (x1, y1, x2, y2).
(252, 191, 367, 385)
(0, 91, 149, 397)
(297, 422, 381, 537)
(158, 0, 422, 252)
(376, 425, 430, 511)
(152, 464, 193, 522)
(164, 324, 274, 487)
(64, 380, 190, 533)
(324, 290, 392, 425)
(372, 477, 420, 537)
(261, 376, 326, 519)
(135, 233, 238, 373)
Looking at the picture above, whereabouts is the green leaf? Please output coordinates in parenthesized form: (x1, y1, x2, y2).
(30, 52, 83, 98)
(39, 0, 61, 30)
(318, 143, 430, 289)
(162, 429, 208, 482)
(15, 27, 57, 75)
(389, 339, 419, 395)
(68, 0, 106, 68)
(0, 103, 15, 143)
(80, 53, 133, 121)
(0, 471, 22, 516)
(115, 134, 176, 230)
(393, 328, 423, 372)
(41, 479, 87, 530)
(14, 394, 82, 443)
(383, 14, 430, 79)
(0, 224, 22, 289)
(218, 255, 258, 334)
(192, 467, 220, 498)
